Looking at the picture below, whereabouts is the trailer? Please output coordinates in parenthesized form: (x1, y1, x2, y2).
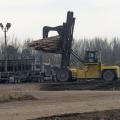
(0, 59, 42, 83)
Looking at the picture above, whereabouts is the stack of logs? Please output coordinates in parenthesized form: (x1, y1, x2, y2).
(28, 36, 61, 53)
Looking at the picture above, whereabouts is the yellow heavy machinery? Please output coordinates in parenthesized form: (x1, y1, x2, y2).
(70, 51, 120, 81)
(29, 11, 120, 82)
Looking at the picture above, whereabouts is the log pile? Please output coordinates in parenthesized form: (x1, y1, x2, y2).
(28, 36, 61, 53)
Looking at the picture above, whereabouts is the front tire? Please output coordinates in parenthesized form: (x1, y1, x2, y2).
(56, 69, 72, 82)
(102, 70, 116, 81)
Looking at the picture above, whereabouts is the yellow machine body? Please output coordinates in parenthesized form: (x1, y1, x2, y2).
(70, 63, 120, 80)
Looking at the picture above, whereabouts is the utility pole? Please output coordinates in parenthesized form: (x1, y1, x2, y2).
(0, 23, 11, 72)
(4, 27, 7, 72)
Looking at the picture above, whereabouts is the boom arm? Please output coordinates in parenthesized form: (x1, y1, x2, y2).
(42, 12, 75, 69)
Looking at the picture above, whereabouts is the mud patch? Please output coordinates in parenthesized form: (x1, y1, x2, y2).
(40, 80, 120, 91)
(30, 109, 120, 120)
(0, 94, 37, 103)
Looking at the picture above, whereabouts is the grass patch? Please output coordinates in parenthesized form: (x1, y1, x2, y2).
(0, 94, 37, 103)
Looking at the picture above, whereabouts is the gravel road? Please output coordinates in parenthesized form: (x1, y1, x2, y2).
(0, 90, 120, 120)
(0, 84, 120, 120)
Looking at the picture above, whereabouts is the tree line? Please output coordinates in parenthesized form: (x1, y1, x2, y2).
(0, 36, 120, 66)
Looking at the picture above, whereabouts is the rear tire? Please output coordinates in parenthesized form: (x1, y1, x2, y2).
(102, 70, 116, 81)
(56, 69, 72, 82)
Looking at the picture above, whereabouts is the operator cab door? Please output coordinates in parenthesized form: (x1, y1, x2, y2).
(84, 51, 101, 79)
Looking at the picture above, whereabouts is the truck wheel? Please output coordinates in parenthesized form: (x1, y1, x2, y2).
(56, 69, 72, 82)
(102, 70, 116, 81)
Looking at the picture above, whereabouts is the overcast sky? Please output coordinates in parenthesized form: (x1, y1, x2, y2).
(0, 0, 120, 42)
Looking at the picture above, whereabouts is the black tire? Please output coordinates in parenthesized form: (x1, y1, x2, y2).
(102, 70, 116, 81)
(56, 69, 72, 82)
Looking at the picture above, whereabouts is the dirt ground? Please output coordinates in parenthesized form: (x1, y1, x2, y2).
(31, 109, 120, 120)
(0, 83, 120, 120)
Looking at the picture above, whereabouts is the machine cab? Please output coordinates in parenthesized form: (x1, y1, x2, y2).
(85, 51, 99, 63)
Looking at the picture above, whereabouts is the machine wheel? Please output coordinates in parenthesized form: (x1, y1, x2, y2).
(102, 70, 116, 81)
(56, 69, 72, 82)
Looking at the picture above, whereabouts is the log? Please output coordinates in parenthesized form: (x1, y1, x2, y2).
(28, 35, 61, 53)
(28, 36, 60, 47)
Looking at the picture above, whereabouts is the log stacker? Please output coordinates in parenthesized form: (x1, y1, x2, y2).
(29, 11, 120, 82)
